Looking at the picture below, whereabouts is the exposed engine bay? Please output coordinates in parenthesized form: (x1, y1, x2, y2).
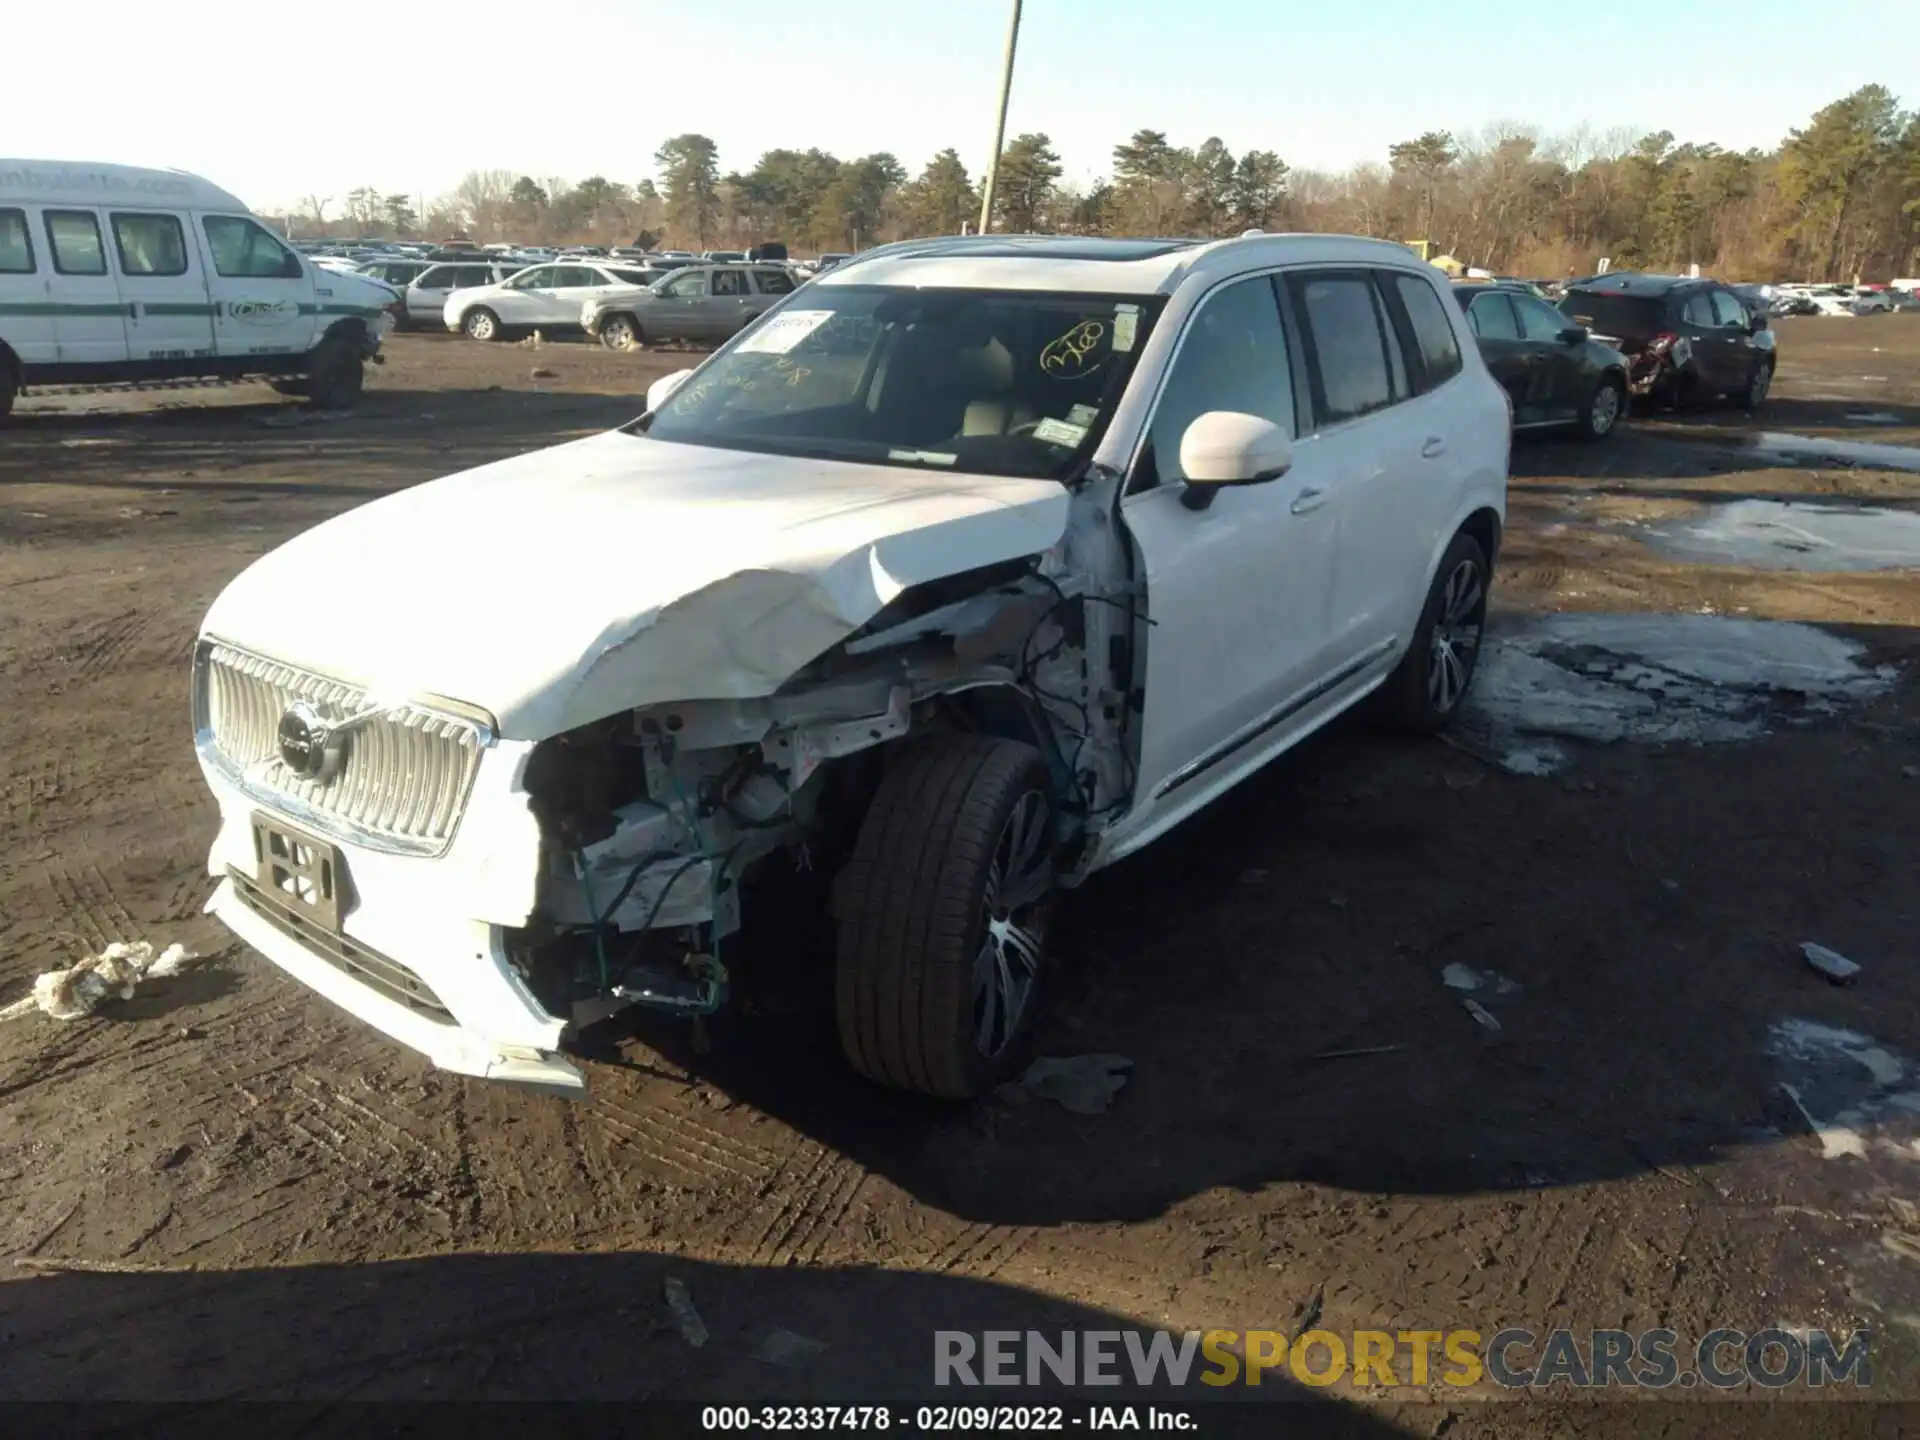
(509, 505, 1141, 1034)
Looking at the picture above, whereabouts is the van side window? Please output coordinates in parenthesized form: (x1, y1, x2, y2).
(0, 208, 33, 273)
(111, 213, 189, 277)
(45, 210, 107, 276)
(202, 216, 302, 280)
(1388, 272, 1464, 389)
(1132, 273, 1296, 494)
(1289, 271, 1395, 424)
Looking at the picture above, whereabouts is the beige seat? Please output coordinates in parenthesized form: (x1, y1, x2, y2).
(954, 339, 1035, 436)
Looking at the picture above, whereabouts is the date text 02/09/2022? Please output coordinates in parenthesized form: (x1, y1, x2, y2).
(699, 1404, 1198, 1432)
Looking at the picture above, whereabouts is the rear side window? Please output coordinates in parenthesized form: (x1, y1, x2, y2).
(456, 266, 492, 286)
(1466, 292, 1520, 340)
(415, 266, 451, 287)
(1389, 274, 1462, 388)
(1709, 290, 1747, 327)
(1290, 271, 1396, 424)
(755, 268, 796, 295)
(202, 216, 302, 279)
(610, 267, 656, 285)
(45, 210, 107, 275)
(0, 208, 33, 273)
(713, 270, 748, 296)
(1682, 293, 1715, 327)
(111, 212, 189, 277)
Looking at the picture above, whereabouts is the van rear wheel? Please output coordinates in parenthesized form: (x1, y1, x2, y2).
(306, 340, 364, 411)
(0, 365, 16, 422)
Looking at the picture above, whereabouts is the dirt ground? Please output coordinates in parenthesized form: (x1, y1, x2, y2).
(5, 317, 1920, 1430)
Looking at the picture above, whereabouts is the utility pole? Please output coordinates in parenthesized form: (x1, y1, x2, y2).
(975, 0, 1023, 235)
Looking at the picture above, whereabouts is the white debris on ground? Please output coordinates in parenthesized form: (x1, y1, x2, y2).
(0, 941, 196, 1023)
(1441, 964, 1521, 995)
(1458, 613, 1897, 775)
(1748, 432, 1920, 475)
(1000, 1054, 1135, 1115)
(1768, 1019, 1920, 1163)
(1644, 500, 1920, 572)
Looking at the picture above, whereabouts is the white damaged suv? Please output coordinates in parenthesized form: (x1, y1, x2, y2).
(191, 233, 1508, 1098)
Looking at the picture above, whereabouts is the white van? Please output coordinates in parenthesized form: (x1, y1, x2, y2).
(0, 159, 395, 419)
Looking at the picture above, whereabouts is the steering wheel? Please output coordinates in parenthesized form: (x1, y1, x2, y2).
(1005, 419, 1046, 438)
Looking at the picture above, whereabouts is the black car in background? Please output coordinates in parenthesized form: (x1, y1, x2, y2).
(1556, 273, 1776, 411)
(1452, 280, 1631, 440)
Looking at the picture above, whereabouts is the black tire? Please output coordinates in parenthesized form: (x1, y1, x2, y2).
(1741, 359, 1773, 412)
(463, 307, 502, 342)
(1576, 374, 1624, 441)
(599, 314, 641, 351)
(305, 340, 363, 411)
(1377, 532, 1490, 734)
(0, 364, 16, 423)
(834, 735, 1056, 1099)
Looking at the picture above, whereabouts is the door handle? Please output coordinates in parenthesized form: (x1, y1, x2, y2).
(1290, 486, 1328, 515)
(1420, 436, 1446, 458)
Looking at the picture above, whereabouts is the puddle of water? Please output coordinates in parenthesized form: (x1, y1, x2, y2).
(1459, 613, 1895, 773)
(1643, 499, 1920, 572)
(1751, 432, 1920, 473)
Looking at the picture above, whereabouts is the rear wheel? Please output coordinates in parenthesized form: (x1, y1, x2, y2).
(463, 307, 501, 342)
(305, 340, 363, 411)
(835, 736, 1055, 1099)
(600, 314, 641, 351)
(1577, 375, 1624, 441)
(0, 364, 16, 422)
(1377, 532, 1490, 733)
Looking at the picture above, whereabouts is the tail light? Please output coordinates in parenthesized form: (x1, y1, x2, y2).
(1646, 332, 1678, 354)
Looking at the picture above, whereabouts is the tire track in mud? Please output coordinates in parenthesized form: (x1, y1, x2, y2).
(588, 1093, 782, 1189)
(56, 609, 154, 677)
(745, 1138, 869, 1268)
(283, 1072, 466, 1218)
(3, 749, 76, 834)
(928, 1221, 1039, 1281)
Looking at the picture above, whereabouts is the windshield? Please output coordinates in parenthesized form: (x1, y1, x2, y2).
(636, 285, 1164, 481)
(1557, 291, 1666, 336)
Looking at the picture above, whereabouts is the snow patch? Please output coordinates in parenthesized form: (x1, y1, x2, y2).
(1644, 500, 1920, 572)
(1458, 613, 1895, 774)
(1768, 1019, 1920, 1163)
(1748, 432, 1920, 474)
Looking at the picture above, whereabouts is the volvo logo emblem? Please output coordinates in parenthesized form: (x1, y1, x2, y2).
(278, 702, 345, 780)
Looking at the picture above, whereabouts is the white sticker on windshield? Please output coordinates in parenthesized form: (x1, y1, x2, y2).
(734, 309, 834, 355)
(1067, 403, 1099, 428)
(1032, 417, 1088, 447)
(1113, 305, 1140, 353)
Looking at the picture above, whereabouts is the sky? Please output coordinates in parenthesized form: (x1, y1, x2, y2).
(9, 0, 1915, 215)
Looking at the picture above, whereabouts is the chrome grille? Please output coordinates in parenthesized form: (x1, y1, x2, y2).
(194, 640, 490, 856)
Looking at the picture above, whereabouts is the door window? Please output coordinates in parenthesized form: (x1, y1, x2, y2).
(505, 266, 556, 289)
(712, 270, 748, 297)
(755, 268, 796, 294)
(1709, 290, 1748, 328)
(553, 266, 601, 287)
(45, 210, 107, 276)
(661, 271, 708, 298)
(1465, 292, 1520, 340)
(1389, 273, 1462, 388)
(415, 266, 453, 288)
(1291, 271, 1396, 424)
(1134, 274, 1296, 492)
(1681, 293, 1715, 327)
(0, 209, 33, 273)
(454, 266, 492, 287)
(110, 213, 189, 277)
(1514, 294, 1573, 342)
(202, 216, 302, 279)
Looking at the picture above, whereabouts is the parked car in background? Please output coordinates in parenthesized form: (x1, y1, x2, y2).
(444, 261, 662, 340)
(1452, 281, 1628, 439)
(582, 263, 798, 350)
(814, 252, 852, 273)
(402, 260, 526, 329)
(187, 231, 1507, 1098)
(1558, 274, 1775, 410)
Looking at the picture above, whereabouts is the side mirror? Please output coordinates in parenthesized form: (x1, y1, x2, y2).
(1176, 411, 1293, 512)
(646, 368, 694, 412)
(1558, 325, 1588, 345)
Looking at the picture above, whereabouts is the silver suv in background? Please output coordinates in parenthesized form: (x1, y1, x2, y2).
(402, 260, 525, 329)
(582, 264, 798, 350)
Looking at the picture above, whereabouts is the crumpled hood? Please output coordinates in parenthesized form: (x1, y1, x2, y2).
(201, 432, 1069, 739)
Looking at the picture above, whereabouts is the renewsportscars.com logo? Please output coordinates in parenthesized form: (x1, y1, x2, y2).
(934, 1327, 1871, 1391)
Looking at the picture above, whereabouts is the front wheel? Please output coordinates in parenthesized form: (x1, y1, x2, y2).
(1577, 375, 1624, 441)
(1377, 532, 1490, 733)
(599, 314, 641, 351)
(463, 307, 501, 342)
(1742, 361, 1773, 412)
(305, 340, 363, 411)
(834, 736, 1056, 1098)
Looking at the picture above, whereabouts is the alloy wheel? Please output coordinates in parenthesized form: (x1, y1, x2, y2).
(1749, 365, 1772, 408)
(1590, 383, 1621, 435)
(1427, 558, 1486, 715)
(971, 788, 1052, 1059)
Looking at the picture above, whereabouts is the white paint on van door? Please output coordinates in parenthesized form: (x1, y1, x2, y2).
(0, 203, 57, 365)
(109, 209, 215, 361)
(39, 206, 129, 364)
(196, 212, 316, 359)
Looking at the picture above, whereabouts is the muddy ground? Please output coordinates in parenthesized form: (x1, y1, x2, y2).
(4, 318, 1920, 1431)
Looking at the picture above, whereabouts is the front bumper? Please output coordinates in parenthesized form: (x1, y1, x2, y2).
(198, 743, 586, 1095)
